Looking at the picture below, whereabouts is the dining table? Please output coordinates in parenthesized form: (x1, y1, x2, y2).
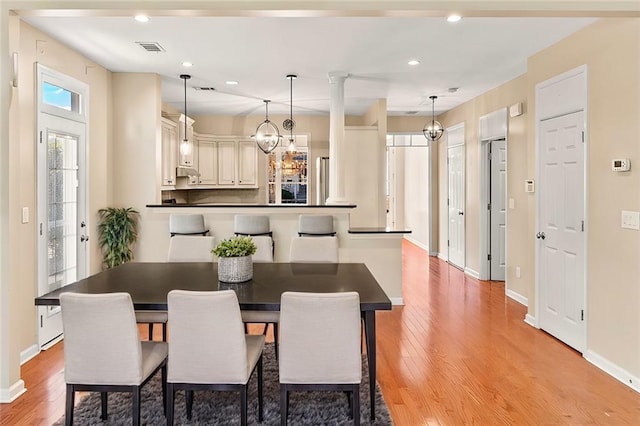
(35, 261, 392, 420)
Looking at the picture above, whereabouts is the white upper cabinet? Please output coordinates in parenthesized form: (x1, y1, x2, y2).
(197, 135, 217, 185)
(217, 140, 237, 185)
(238, 140, 257, 186)
(161, 118, 177, 186)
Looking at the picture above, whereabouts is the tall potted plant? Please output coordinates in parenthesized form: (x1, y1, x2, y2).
(97, 207, 139, 269)
(212, 236, 257, 283)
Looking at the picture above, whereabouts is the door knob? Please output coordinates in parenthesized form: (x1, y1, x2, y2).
(458, 211, 464, 215)
(536, 232, 546, 240)
(80, 235, 89, 242)
(80, 221, 86, 228)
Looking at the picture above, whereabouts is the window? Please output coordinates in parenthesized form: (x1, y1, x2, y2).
(267, 135, 309, 204)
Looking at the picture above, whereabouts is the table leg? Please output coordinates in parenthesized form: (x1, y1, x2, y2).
(364, 310, 376, 421)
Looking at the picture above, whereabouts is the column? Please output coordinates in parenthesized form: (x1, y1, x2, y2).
(326, 72, 349, 205)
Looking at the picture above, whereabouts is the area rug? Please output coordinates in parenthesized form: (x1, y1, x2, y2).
(54, 344, 392, 425)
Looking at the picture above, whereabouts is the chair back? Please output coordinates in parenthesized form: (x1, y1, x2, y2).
(289, 236, 338, 263)
(169, 214, 208, 236)
(251, 235, 274, 263)
(60, 292, 143, 385)
(167, 290, 249, 383)
(279, 291, 362, 384)
(234, 215, 271, 236)
(168, 235, 215, 262)
(298, 214, 335, 236)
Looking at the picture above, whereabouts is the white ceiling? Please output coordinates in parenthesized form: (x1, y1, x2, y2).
(21, 15, 596, 116)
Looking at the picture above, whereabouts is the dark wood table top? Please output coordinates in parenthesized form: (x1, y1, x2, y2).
(35, 262, 392, 312)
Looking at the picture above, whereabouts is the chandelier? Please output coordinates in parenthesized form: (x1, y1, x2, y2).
(423, 95, 444, 142)
(254, 100, 281, 154)
(179, 74, 192, 156)
(283, 74, 297, 152)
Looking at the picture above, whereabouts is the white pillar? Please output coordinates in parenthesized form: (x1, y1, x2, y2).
(326, 72, 349, 205)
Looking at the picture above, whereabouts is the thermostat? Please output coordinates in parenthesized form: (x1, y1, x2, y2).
(612, 158, 631, 172)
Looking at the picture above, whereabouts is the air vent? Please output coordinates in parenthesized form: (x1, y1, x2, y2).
(194, 87, 216, 91)
(405, 111, 419, 115)
(135, 42, 165, 52)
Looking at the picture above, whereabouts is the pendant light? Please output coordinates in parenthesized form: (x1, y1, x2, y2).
(283, 74, 297, 152)
(254, 100, 281, 154)
(423, 95, 444, 142)
(179, 74, 192, 156)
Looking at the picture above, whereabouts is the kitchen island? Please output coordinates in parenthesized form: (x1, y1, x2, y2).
(142, 204, 408, 304)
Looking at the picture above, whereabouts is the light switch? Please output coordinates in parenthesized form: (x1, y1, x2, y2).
(21, 207, 29, 224)
(509, 198, 515, 209)
(621, 210, 640, 230)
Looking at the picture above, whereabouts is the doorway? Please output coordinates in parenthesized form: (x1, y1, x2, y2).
(36, 65, 89, 349)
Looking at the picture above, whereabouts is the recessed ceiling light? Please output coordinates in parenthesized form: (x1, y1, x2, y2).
(447, 14, 462, 23)
(182, 62, 193, 67)
(225, 80, 239, 85)
(134, 14, 149, 23)
(408, 59, 420, 66)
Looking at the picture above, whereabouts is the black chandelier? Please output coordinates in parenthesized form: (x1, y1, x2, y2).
(423, 95, 444, 142)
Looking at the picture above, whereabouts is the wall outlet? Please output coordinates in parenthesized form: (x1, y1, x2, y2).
(621, 210, 639, 230)
(515, 266, 521, 278)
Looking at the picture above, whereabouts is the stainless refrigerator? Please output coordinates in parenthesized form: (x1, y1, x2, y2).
(316, 156, 329, 205)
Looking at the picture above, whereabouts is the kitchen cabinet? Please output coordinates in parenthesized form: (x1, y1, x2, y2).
(197, 135, 218, 185)
(161, 118, 177, 186)
(238, 140, 257, 186)
(217, 140, 237, 185)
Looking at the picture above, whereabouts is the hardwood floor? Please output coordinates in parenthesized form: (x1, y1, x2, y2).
(1, 240, 639, 424)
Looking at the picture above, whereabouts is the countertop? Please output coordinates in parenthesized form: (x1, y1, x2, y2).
(147, 203, 357, 208)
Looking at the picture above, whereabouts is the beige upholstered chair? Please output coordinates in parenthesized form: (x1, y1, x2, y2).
(135, 236, 215, 341)
(279, 291, 362, 425)
(60, 292, 167, 426)
(234, 215, 278, 354)
(167, 235, 216, 262)
(166, 290, 265, 426)
(289, 236, 339, 263)
(298, 214, 336, 236)
(169, 214, 209, 236)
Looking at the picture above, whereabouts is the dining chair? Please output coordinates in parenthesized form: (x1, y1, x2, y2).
(289, 235, 339, 263)
(166, 289, 264, 426)
(234, 215, 278, 353)
(279, 291, 362, 425)
(135, 235, 216, 342)
(169, 214, 209, 236)
(297, 214, 336, 236)
(60, 292, 167, 426)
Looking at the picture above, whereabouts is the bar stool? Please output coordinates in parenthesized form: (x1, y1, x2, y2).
(169, 214, 209, 237)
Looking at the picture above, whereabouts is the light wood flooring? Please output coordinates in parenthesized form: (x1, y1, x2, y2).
(1, 240, 639, 424)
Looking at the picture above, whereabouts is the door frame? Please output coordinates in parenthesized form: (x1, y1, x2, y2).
(35, 64, 89, 348)
(534, 64, 588, 345)
(478, 108, 508, 281)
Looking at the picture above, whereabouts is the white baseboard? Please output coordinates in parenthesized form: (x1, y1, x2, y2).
(437, 252, 447, 261)
(506, 289, 528, 307)
(464, 267, 480, 279)
(524, 314, 537, 327)
(390, 297, 404, 306)
(584, 349, 640, 394)
(404, 237, 429, 252)
(0, 379, 26, 403)
(41, 334, 63, 350)
(20, 344, 39, 365)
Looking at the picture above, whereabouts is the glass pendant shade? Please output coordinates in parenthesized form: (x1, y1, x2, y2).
(287, 137, 296, 152)
(423, 95, 444, 142)
(180, 74, 193, 155)
(254, 100, 281, 154)
(180, 139, 191, 156)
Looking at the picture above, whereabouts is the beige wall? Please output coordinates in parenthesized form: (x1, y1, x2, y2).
(527, 18, 640, 377)
(3, 20, 112, 391)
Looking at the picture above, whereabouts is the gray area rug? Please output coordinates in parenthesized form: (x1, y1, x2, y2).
(55, 344, 392, 425)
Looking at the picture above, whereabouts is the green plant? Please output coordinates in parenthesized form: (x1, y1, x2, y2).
(212, 235, 257, 258)
(97, 207, 139, 269)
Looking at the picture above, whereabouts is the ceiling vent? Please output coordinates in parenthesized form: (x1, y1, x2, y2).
(405, 111, 419, 115)
(135, 42, 165, 53)
(194, 87, 216, 91)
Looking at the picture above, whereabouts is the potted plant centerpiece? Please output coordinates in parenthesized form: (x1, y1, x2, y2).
(97, 207, 139, 269)
(212, 235, 257, 283)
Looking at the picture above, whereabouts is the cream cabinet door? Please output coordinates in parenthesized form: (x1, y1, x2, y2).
(197, 136, 217, 185)
(161, 118, 177, 186)
(218, 140, 236, 185)
(238, 140, 257, 186)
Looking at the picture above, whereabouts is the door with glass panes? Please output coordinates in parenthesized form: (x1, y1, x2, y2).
(267, 135, 308, 204)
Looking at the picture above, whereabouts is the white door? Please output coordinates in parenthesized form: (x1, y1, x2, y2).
(37, 114, 87, 348)
(490, 140, 507, 280)
(538, 111, 585, 352)
(448, 144, 465, 269)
